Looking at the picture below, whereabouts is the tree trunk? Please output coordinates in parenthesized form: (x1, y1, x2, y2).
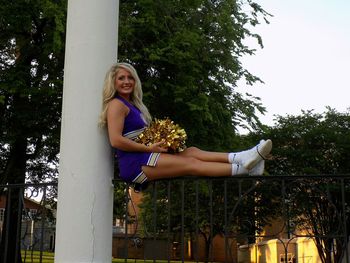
(0, 137, 27, 263)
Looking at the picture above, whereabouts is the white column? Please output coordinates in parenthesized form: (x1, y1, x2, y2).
(55, 0, 118, 262)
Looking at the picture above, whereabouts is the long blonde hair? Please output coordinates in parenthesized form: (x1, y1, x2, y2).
(98, 62, 152, 127)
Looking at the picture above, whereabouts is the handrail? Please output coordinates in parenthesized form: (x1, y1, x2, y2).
(0, 176, 349, 262)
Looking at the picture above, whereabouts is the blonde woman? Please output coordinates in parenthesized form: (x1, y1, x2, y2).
(99, 63, 272, 188)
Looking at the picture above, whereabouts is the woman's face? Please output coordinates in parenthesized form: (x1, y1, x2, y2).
(115, 68, 135, 98)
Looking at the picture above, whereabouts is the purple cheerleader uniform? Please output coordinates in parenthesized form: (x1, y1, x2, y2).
(114, 96, 160, 184)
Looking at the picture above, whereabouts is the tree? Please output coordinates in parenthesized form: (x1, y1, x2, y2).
(0, 1, 66, 262)
(118, 0, 270, 151)
(260, 108, 350, 175)
(256, 108, 350, 263)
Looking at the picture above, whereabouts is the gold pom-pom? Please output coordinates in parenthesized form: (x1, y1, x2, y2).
(136, 118, 187, 153)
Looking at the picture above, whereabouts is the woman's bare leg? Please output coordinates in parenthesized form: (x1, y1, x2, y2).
(177, 146, 228, 163)
(142, 140, 272, 180)
(142, 153, 231, 181)
(178, 139, 272, 168)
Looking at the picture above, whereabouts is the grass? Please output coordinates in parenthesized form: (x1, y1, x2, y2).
(21, 250, 54, 263)
(20, 251, 194, 263)
(111, 260, 194, 263)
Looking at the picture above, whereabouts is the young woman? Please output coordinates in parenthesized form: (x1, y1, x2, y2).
(99, 63, 272, 186)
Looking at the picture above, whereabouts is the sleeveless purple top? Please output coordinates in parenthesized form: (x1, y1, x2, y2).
(114, 96, 160, 184)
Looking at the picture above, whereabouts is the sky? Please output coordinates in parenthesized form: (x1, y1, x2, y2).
(237, 0, 350, 127)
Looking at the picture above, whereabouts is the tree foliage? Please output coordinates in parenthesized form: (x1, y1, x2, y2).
(0, 0, 66, 184)
(118, 0, 269, 151)
(262, 108, 350, 175)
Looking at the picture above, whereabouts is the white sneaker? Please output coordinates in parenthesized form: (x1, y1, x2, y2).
(231, 139, 272, 170)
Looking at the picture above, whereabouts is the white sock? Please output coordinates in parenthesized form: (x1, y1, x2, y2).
(228, 152, 236, 163)
(228, 141, 264, 164)
(228, 140, 272, 170)
(249, 160, 265, 176)
(231, 164, 248, 176)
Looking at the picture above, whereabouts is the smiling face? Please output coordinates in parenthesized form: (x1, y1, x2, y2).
(115, 68, 135, 100)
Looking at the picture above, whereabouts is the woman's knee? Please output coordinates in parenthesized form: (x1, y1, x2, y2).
(182, 146, 201, 156)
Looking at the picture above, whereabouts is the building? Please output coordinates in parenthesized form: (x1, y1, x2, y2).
(236, 216, 321, 263)
(0, 192, 55, 251)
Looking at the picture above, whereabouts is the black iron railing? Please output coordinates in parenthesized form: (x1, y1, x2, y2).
(114, 175, 350, 263)
(0, 175, 350, 263)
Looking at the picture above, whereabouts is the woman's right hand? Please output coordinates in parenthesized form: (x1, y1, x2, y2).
(148, 141, 168, 153)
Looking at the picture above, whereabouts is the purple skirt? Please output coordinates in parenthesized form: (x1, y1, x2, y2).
(117, 151, 160, 184)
